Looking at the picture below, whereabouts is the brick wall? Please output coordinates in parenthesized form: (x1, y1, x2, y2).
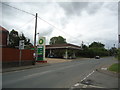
(2, 48, 35, 68)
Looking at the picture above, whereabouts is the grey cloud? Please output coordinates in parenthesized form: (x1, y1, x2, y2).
(87, 2, 104, 14)
(58, 2, 89, 16)
(57, 2, 104, 16)
(38, 28, 53, 36)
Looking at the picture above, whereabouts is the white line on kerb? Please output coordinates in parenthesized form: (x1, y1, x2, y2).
(78, 83, 105, 88)
(74, 83, 80, 86)
(81, 70, 95, 82)
(82, 85, 87, 88)
(89, 85, 105, 88)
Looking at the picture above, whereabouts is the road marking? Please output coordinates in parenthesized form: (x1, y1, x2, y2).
(74, 83, 79, 86)
(101, 68, 107, 70)
(82, 85, 87, 88)
(24, 70, 54, 78)
(71, 70, 95, 88)
(89, 85, 105, 88)
(23, 63, 83, 79)
(78, 83, 105, 88)
(81, 70, 95, 82)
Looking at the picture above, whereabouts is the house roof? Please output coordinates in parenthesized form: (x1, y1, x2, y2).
(46, 43, 81, 50)
(0, 26, 9, 33)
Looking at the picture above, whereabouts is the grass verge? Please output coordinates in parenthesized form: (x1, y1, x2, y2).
(108, 63, 120, 73)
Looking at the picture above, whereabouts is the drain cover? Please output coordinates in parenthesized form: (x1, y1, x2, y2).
(81, 79, 94, 85)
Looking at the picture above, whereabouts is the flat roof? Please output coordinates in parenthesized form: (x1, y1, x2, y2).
(46, 43, 81, 50)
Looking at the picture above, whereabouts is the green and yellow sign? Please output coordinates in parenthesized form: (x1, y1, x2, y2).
(37, 46, 44, 60)
(37, 37, 46, 61)
(39, 39, 44, 45)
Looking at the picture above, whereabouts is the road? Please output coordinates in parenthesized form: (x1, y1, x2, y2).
(2, 57, 118, 88)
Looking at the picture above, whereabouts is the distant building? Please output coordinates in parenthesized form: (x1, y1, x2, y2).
(0, 26, 9, 47)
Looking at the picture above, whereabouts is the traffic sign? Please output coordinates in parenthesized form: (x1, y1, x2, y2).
(19, 40, 24, 49)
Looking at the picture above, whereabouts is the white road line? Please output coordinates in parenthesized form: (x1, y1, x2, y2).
(72, 70, 95, 88)
(89, 85, 105, 88)
(78, 83, 105, 88)
(74, 83, 80, 86)
(23, 70, 54, 78)
(82, 85, 87, 88)
(81, 70, 95, 82)
(23, 63, 83, 79)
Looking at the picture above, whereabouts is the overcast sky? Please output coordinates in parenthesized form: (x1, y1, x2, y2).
(1, 0, 119, 49)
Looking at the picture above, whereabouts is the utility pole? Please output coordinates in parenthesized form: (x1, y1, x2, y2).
(33, 13, 38, 65)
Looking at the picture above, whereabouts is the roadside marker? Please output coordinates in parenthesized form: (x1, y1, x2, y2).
(74, 83, 80, 86)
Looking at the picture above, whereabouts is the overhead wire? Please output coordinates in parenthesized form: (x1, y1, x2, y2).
(37, 16, 78, 39)
(2, 2, 35, 16)
(2, 2, 81, 44)
(15, 16, 35, 30)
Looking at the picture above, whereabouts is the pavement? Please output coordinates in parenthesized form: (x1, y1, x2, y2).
(69, 60, 119, 89)
(2, 58, 88, 73)
(96, 63, 120, 78)
(2, 63, 50, 73)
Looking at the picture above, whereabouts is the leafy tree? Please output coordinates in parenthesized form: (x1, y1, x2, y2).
(8, 29, 33, 49)
(77, 42, 109, 58)
(109, 47, 118, 56)
(8, 29, 20, 48)
(49, 36, 67, 58)
(89, 42, 105, 48)
(49, 36, 67, 45)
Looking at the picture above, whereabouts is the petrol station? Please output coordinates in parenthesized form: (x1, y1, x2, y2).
(36, 37, 47, 63)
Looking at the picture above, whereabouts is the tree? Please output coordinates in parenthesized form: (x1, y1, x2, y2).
(109, 47, 118, 56)
(8, 29, 33, 49)
(49, 36, 67, 45)
(8, 29, 20, 48)
(49, 36, 67, 58)
(89, 42, 105, 48)
(77, 42, 109, 58)
(19, 33, 33, 49)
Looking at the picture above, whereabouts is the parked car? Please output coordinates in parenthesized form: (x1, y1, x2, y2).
(95, 56, 100, 59)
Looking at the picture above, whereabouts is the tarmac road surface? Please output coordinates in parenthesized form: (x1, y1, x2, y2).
(2, 57, 118, 88)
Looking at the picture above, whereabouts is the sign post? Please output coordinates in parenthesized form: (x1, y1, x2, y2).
(37, 37, 46, 62)
(19, 40, 24, 66)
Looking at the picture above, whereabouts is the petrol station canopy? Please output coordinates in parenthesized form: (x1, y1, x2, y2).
(46, 43, 81, 50)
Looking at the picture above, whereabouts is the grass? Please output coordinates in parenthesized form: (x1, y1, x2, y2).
(108, 63, 120, 73)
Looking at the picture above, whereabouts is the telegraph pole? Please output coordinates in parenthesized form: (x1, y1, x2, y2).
(33, 13, 38, 65)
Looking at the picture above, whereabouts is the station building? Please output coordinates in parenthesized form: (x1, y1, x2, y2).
(46, 43, 82, 59)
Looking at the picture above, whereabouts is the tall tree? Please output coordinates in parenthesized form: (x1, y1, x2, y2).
(8, 29, 33, 49)
(8, 29, 20, 48)
(89, 42, 105, 48)
(48, 36, 67, 58)
(20, 33, 30, 45)
(49, 36, 67, 45)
